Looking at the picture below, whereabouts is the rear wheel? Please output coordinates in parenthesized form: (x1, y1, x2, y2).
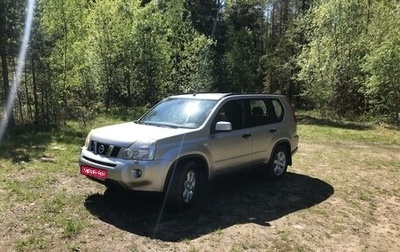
(166, 161, 200, 210)
(266, 146, 288, 180)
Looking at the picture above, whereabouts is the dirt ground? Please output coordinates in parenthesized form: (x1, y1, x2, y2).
(1, 133, 400, 251)
(78, 138, 400, 251)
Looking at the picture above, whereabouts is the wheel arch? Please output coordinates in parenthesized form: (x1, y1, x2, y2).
(163, 154, 209, 193)
(272, 140, 292, 166)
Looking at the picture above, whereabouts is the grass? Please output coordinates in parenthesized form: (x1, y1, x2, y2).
(0, 113, 399, 251)
(298, 123, 400, 145)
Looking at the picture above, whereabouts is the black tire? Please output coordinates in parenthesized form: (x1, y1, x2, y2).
(166, 161, 200, 210)
(266, 146, 288, 181)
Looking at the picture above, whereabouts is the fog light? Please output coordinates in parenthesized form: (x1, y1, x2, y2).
(132, 169, 142, 178)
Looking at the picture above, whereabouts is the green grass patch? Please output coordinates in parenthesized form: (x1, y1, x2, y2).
(298, 123, 400, 145)
(0, 112, 399, 251)
(62, 217, 86, 239)
(15, 235, 51, 252)
(297, 112, 400, 145)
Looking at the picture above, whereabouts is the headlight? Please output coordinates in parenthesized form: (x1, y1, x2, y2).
(122, 140, 156, 160)
(84, 131, 92, 148)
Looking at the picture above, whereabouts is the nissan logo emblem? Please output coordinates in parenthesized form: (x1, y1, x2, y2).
(98, 144, 105, 154)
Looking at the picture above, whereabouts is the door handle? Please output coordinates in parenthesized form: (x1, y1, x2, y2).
(242, 133, 251, 139)
(269, 128, 277, 133)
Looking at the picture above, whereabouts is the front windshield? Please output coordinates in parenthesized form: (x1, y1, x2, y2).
(138, 98, 217, 129)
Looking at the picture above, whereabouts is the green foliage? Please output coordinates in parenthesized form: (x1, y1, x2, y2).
(1, 0, 400, 127)
(262, 0, 305, 97)
(222, 0, 265, 92)
(362, 1, 400, 126)
(0, 0, 25, 125)
(35, 0, 98, 124)
(224, 27, 261, 92)
(187, 0, 220, 37)
(131, 3, 171, 104)
(262, 28, 302, 96)
(297, 0, 368, 115)
(163, 0, 215, 94)
(297, 0, 400, 124)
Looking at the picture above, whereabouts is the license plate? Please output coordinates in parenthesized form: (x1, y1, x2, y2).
(80, 165, 108, 179)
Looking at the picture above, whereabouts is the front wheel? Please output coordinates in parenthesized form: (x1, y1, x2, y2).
(166, 161, 200, 210)
(266, 146, 288, 181)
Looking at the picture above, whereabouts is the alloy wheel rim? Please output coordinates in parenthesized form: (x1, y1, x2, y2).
(273, 151, 286, 176)
(182, 169, 196, 203)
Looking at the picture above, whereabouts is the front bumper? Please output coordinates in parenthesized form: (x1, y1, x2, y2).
(79, 148, 173, 192)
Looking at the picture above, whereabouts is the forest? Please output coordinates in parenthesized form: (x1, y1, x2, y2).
(0, 0, 399, 127)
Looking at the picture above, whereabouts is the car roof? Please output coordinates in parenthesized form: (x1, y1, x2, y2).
(170, 93, 283, 100)
(170, 93, 231, 100)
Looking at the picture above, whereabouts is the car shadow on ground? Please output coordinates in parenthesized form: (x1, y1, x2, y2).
(84, 170, 334, 242)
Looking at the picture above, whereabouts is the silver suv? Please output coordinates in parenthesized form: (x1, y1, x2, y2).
(79, 93, 299, 209)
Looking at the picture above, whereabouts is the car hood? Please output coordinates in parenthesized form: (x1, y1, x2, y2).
(89, 122, 193, 147)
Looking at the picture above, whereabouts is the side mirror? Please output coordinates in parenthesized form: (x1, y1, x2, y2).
(215, 121, 232, 132)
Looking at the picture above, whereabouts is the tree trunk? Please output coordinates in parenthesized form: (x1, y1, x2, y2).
(395, 84, 399, 127)
(1, 50, 9, 104)
(31, 54, 39, 125)
(1, 51, 14, 127)
(125, 71, 131, 107)
(17, 89, 24, 123)
(366, 0, 371, 34)
(24, 65, 33, 121)
(396, 98, 399, 127)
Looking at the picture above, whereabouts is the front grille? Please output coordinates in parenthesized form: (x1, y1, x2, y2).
(89, 141, 121, 157)
(82, 156, 117, 168)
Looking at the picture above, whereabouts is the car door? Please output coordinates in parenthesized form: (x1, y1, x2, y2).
(209, 99, 252, 173)
(249, 98, 284, 163)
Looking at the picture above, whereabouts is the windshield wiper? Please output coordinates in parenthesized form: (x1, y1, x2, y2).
(157, 123, 179, 129)
(138, 121, 179, 128)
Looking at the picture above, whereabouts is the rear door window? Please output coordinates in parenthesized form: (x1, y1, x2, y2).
(268, 99, 285, 123)
(249, 99, 269, 126)
(249, 98, 285, 126)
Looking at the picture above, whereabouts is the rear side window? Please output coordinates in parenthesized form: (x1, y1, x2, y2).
(271, 99, 284, 122)
(249, 98, 285, 126)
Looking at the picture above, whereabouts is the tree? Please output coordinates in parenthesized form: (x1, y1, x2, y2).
(187, 0, 221, 37)
(262, 0, 308, 100)
(222, 0, 265, 92)
(41, 0, 96, 122)
(0, 0, 25, 126)
(163, 0, 215, 94)
(130, 3, 171, 105)
(363, 0, 400, 126)
(297, 0, 369, 116)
